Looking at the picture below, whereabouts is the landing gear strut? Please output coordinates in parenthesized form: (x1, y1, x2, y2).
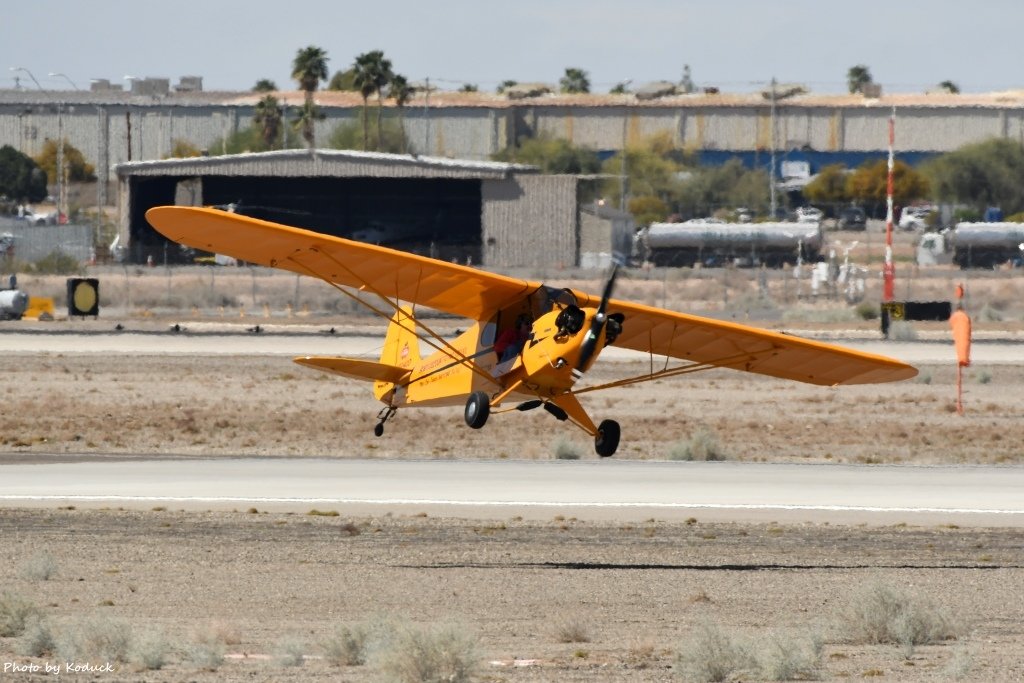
(374, 406, 397, 437)
(594, 419, 620, 457)
(464, 391, 490, 429)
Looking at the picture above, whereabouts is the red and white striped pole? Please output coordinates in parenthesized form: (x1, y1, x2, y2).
(882, 107, 896, 302)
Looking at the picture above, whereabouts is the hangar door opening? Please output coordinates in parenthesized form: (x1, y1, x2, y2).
(134, 176, 483, 265)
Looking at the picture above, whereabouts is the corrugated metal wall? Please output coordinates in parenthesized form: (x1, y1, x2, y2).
(482, 175, 578, 268)
(7, 99, 1024, 183)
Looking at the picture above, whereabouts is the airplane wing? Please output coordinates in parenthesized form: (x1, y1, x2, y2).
(587, 297, 917, 386)
(145, 206, 540, 320)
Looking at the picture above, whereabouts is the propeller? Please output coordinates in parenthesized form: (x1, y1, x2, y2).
(575, 264, 620, 374)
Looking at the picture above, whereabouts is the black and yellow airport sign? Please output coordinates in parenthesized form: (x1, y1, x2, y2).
(67, 278, 100, 317)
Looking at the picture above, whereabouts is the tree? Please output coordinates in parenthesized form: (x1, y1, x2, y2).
(34, 139, 96, 183)
(600, 132, 686, 214)
(328, 119, 405, 154)
(628, 195, 669, 225)
(328, 69, 357, 91)
(291, 45, 329, 149)
(496, 80, 518, 94)
(166, 139, 202, 158)
(353, 50, 394, 151)
(609, 82, 631, 94)
(560, 68, 590, 94)
(846, 65, 873, 94)
(389, 74, 414, 153)
(252, 79, 277, 92)
(924, 138, 1024, 215)
(0, 145, 47, 202)
(254, 95, 283, 149)
(938, 80, 960, 94)
(673, 158, 770, 218)
(459, 84, 479, 93)
(292, 101, 325, 151)
(803, 163, 852, 207)
(847, 159, 929, 215)
(492, 135, 601, 174)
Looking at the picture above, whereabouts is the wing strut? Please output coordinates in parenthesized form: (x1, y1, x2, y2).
(573, 347, 783, 396)
(285, 249, 501, 388)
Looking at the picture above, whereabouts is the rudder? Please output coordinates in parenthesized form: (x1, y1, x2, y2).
(375, 305, 420, 401)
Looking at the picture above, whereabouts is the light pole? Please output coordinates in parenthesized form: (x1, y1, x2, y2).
(764, 79, 803, 218)
(48, 72, 80, 90)
(619, 79, 632, 212)
(10, 66, 43, 91)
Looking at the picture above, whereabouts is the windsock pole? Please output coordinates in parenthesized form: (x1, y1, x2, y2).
(882, 107, 896, 302)
(950, 283, 972, 415)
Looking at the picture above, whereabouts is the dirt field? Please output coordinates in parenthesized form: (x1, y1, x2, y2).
(2, 264, 1023, 681)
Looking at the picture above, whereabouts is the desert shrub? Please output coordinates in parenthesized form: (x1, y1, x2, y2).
(375, 622, 478, 683)
(669, 427, 727, 461)
(18, 618, 56, 656)
(755, 630, 823, 681)
(552, 616, 591, 643)
(58, 615, 132, 663)
(915, 371, 933, 385)
(322, 624, 368, 666)
(855, 300, 879, 320)
(275, 636, 306, 667)
(183, 626, 228, 669)
(20, 551, 58, 580)
(0, 592, 41, 637)
(675, 622, 752, 682)
(553, 437, 582, 460)
(976, 370, 992, 384)
(888, 320, 918, 341)
(30, 251, 82, 275)
(129, 628, 170, 670)
(837, 582, 959, 657)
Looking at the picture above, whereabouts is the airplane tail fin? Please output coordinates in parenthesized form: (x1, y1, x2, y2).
(380, 305, 421, 369)
(373, 305, 420, 401)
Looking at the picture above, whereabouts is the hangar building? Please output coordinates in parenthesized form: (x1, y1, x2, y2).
(115, 150, 621, 268)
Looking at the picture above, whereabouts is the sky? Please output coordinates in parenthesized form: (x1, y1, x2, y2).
(4, 0, 1023, 95)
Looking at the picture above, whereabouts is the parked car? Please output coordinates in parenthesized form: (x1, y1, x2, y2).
(899, 206, 932, 231)
(837, 206, 867, 230)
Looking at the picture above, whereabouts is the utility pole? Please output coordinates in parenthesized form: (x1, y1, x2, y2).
(882, 107, 896, 302)
(769, 78, 777, 218)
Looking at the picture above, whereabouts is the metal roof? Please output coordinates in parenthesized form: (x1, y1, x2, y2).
(115, 149, 538, 180)
(6, 87, 1024, 110)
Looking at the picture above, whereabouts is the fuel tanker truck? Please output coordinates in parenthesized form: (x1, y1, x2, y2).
(950, 223, 1024, 269)
(635, 219, 824, 267)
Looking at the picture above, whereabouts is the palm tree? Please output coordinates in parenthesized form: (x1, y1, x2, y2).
(291, 45, 329, 149)
(292, 100, 324, 150)
(938, 80, 961, 94)
(560, 67, 590, 94)
(390, 73, 414, 153)
(253, 95, 283, 149)
(353, 51, 382, 150)
(846, 65, 873, 95)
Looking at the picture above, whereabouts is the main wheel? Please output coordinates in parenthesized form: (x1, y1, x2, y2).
(373, 423, 384, 437)
(464, 391, 491, 429)
(594, 419, 620, 457)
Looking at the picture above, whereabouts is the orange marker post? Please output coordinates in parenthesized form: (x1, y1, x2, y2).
(949, 284, 971, 415)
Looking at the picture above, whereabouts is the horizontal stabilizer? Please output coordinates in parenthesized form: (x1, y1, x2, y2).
(294, 356, 410, 384)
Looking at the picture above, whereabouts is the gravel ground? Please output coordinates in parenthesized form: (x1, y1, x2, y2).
(1, 508, 1022, 682)
(0, 321, 1022, 681)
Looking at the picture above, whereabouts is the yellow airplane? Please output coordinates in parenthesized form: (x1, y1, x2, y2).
(146, 206, 917, 457)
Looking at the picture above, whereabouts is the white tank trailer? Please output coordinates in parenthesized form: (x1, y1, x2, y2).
(951, 223, 1024, 269)
(636, 220, 824, 267)
(0, 289, 28, 320)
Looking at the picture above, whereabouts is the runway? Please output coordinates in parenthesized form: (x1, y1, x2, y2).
(1, 326, 1023, 363)
(1, 457, 1021, 527)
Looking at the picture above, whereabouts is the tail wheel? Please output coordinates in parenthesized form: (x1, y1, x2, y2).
(464, 391, 491, 429)
(595, 419, 620, 457)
